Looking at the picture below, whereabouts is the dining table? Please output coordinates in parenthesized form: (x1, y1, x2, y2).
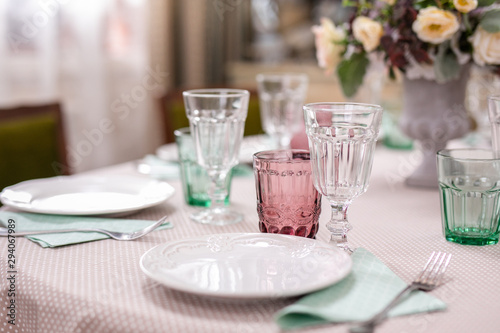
(1, 141, 499, 333)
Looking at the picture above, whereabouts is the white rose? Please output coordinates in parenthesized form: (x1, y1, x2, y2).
(412, 7, 459, 44)
(352, 16, 384, 52)
(470, 27, 500, 66)
(453, 0, 477, 13)
(311, 18, 346, 74)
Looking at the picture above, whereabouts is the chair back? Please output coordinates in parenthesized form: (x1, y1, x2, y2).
(0, 103, 69, 192)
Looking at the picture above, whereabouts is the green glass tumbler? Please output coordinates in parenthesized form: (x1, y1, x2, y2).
(437, 148, 500, 245)
(174, 128, 232, 207)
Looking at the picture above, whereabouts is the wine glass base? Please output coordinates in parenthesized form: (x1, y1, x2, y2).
(190, 207, 243, 226)
(334, 242, 354, 254)
(329, 234, 354, 254)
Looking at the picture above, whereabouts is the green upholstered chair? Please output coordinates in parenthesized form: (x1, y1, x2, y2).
(158, 88, 264, 144)
(0, 103, 69, 193)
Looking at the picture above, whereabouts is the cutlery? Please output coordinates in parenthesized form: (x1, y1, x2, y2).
(349, 251, 452, 333)
(0, 215, 169, 240)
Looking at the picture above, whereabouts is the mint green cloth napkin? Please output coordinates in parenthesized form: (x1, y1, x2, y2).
(0, 211, 173, 248)
(140, 154, 254, 179)
(275, 248, 447, 330)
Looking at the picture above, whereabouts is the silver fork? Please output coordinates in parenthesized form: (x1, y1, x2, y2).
(0, 215, 169, 241)
(349, 251, 452, 333)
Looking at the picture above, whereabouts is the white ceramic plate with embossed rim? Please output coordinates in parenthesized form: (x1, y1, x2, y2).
(0, 175, 175, 216)
(140, 233, 352, 299)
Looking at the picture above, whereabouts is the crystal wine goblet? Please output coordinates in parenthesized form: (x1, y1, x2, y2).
(256, 73, 308, 149)
(303, 103, 383, 252)
(183, 89, 249, 225)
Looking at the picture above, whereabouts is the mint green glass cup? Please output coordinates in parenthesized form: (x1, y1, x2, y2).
(174, 128, 232, 207)
(437, 148, 500, 245)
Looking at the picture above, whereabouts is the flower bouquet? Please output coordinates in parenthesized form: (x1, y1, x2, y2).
(312, 0, 500, 98)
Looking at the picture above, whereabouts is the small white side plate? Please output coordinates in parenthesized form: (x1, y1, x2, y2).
(140, 233, 352, 299)
(0, 175, 175, 216)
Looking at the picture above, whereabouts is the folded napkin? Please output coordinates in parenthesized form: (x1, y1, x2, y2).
(275, 248, 446, 330)
(232, 164, 254, 177)
(137, 155, 182, 179)
(0, 211, 173, 248)
(139, 154, 254, 179)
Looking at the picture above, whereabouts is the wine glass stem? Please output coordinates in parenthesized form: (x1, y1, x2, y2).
(271, 133, 291, 149)
(208, 171, 228, 210)
(327, 204, 353, 252)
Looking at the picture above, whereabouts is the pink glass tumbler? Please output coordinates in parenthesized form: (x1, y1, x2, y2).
(253, 150, 321, 238)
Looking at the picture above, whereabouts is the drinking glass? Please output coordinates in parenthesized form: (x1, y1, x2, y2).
(437, 148, 500, 245)
(488, 95, 500, 155)
(303, 103, 383, 252)
(174, 127, 233, 207)
(253, 149, 321, 238)
(256, 73, 308, 149)
(183, 89, 249, 225)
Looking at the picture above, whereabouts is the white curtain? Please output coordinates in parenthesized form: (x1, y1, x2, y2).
(0, 0, 164, 173)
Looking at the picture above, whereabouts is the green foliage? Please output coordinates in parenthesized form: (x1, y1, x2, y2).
(413, 0, 436, 10)
(480, 10, 500, 33)
(434, 42, 460, 83)
(478, 0, 496, 6)
(336, 52, 369, 98)
(389, 66, 396, 80)
(342, 0, 358, 7)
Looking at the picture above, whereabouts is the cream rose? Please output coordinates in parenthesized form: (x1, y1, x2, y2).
(311, 18, 346, 74)
(453, 0, 478, 13)
(412, 7, 459, 44)
(352, 17, 384, 52)
(470, 27, 500, 66)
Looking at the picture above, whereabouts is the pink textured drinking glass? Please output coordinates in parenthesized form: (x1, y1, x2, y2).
(253, 150, 321, 238)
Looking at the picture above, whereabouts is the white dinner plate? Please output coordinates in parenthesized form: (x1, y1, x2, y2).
(140, 233, 352, 299)
(0, 175, 175, 216)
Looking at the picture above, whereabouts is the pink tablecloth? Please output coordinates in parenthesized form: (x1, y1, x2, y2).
(1, 146, 499, 333)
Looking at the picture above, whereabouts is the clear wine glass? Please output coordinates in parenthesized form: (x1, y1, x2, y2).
(303, 103, 383, 252)
(183, 89, 249, 225)
(256, 73, 308, 149)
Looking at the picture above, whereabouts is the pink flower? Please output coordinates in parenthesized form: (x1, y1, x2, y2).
(312, 18, 346, 75)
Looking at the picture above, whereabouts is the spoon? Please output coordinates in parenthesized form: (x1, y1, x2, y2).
(0, 215, 169, 240)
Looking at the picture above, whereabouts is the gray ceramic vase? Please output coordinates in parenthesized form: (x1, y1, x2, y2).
(399, 65, 471, 188)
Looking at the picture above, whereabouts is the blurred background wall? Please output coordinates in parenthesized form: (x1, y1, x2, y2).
(1, 0, 165, 173)
(0, 0, 497, 173)
(0, 0, 322, 173)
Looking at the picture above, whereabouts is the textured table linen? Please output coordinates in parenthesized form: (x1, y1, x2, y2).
(1, 146, 500, 333)
(275, 248, 446, 329)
